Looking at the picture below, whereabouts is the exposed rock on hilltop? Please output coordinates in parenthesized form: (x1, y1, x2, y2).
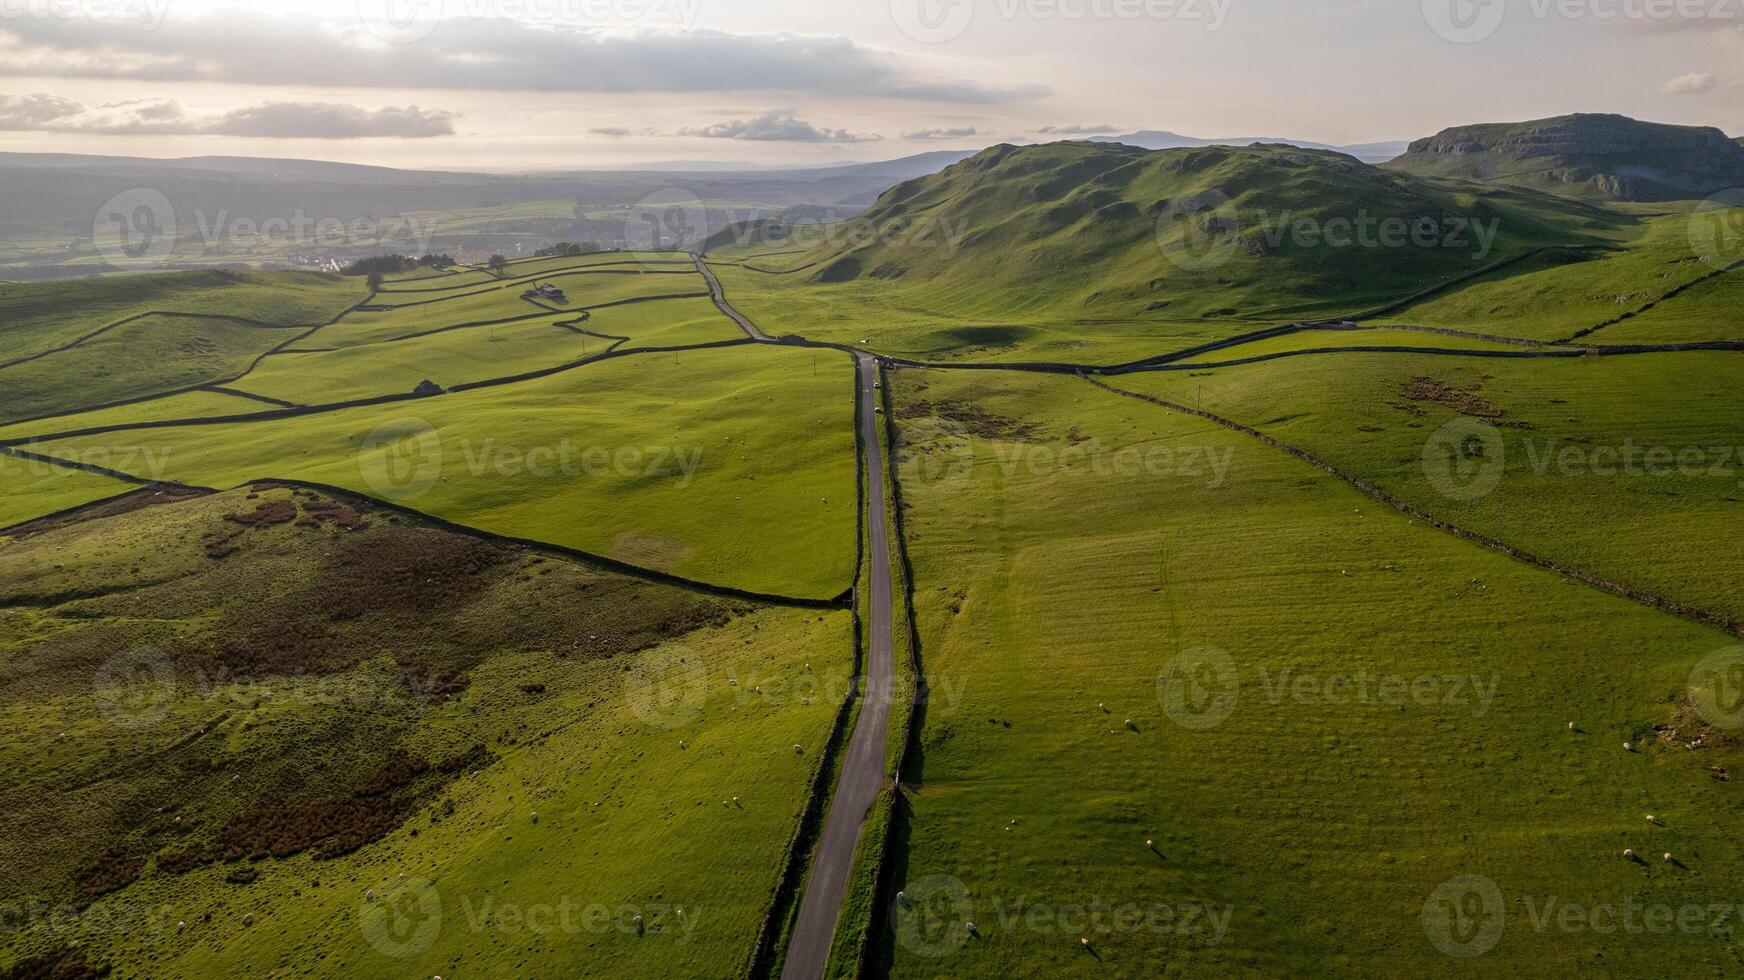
(1386, 113, 1744, 201)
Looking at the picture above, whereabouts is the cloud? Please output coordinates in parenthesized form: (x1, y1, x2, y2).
(1662, 72, 1718, 95)
(0, 93, 82, 129)
(590, 126, 633, 137)
(1036, 123, 1121, 134)
(901, 127, 980, 140)
(0, 95, 456, 138)
(0, 13, 1047, 103)
(679, 110, 879, 143)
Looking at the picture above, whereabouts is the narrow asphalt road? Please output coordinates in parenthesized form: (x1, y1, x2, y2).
(695, 254, 772, 340)
(781, 352, 896, 980)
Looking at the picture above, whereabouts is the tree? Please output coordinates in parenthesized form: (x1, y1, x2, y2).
(366, 271, 384, 292)
(488, 254, 508, 276)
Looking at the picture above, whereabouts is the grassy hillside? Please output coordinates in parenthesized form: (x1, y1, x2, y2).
(708, 141, 1618, 359)
(1380, 213, 1740, 342)
(1117, 351, 1744, 625)
(882, 367, 1743, 976)
(0, 271, 364, 365)
(0, 486, 850, 977)
(32, 345, 859, 599)
(0, 314, 308, 425)
(1386, 114, 1744, 202)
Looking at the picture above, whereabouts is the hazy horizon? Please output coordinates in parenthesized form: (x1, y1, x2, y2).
(0, 0, 1738, 170)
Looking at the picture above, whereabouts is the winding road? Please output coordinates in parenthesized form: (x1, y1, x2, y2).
(696, 254, 772, 341)
(694, 251, 896, 976)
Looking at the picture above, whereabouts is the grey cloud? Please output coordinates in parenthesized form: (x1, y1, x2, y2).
(0, 95, 457, 138)
(1036, 123, 1120, 134)
(0, 93, 82, 128)
(679, 110, 879, 143)
(0, 13, 1048, 103)
(590, 127, 634, 137)
(902, 127, 980, 140)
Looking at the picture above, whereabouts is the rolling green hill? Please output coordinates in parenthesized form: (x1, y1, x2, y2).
(706, 141, 1621, 360)
(1386, 113, 1744, 202)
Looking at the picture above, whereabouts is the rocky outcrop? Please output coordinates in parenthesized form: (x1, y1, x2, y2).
(1387, 113, 1744, 201)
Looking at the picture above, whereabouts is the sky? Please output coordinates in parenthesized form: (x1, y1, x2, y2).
(0, 0, 1738, 170)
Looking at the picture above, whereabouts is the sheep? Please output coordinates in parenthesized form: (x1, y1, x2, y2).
(1623, 742, 1633, 752)
(896, 890, 909, 908)
(1624, 849, 1635, 859)
(1080, 938, 1091, 949)
(1663, 853, 1674, 863)
(1646, 814, 1657, 824)
(530, 812, 539, 823)
(1567, 722, 1575, 731)
(793, 744, 804, 754)
(1146, 839, 1154, 849)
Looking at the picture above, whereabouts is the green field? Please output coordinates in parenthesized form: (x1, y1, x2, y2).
(0, 271, 364, 366)
(226, 296, 743, 405)
(0, 390, 274, 443)
(304, 271, 708, 349)
(32, 345, 858, 599)
(1380, 214, 1735, 342)
(880, 367, 1741, 976)
(0, 314, 307, 425)
(1115, 350, 1744, 623)
(0, 486, 851, 978)
(0, 453, 132, 529)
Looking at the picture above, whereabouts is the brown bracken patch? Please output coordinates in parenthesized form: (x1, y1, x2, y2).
(71, 846, 145, 901)
(224, 500, 298, 526)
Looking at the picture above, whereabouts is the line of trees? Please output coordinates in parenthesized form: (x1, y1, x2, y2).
(341, 253, 456, 277)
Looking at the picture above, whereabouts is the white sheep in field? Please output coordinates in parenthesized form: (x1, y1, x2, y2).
(793, 744, 804, 754)
(1663, 852, 1674, 863)
(1624, 849, 1635, 859)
